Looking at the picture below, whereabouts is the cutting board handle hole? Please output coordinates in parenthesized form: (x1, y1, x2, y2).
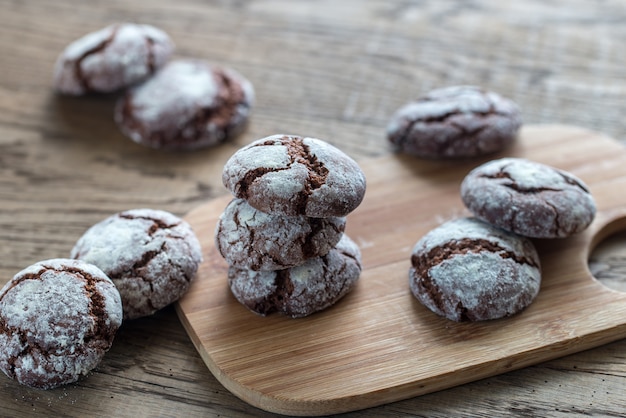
(588, 216, 626, 293)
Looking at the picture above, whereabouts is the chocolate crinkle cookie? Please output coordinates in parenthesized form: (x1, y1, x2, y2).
(0, 259, 123, 389)
(114, 59, 255, 150)
(53, 23, 174, 95)
(228, 234, 362, 318)
(461, 158, 597, 238)
(222, 134, 366, 218)
(71, 208, 203, 320)
(386, 85, 521, 159)
(219, 134, 365, 317)
(215, 198, 346, 271)
(410, 217, 541, 322)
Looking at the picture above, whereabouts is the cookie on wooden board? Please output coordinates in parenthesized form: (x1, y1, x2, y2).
(215, 198, 345, 271)
(228, 234, 362, 318)
(222, 134, 366, 218)
(410, 217, 541, 322)
(461, 157, 596, 238)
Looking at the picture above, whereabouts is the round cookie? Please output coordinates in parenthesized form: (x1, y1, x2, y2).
(216, 198, 346, 271)
(71, 208, 203, 320)
(222, 134, 366, 217)
(114, 59, 254, 150)
(53, 23, 174, 95)
(228, 234, 362, 318)
(0, 258, 123, 389)
(410, 217, 541, 322)
(461, 157, 596, 238)
(386, 85, 521, 159)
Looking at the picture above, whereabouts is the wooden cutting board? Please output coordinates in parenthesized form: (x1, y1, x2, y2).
(175, 125, 626, 416)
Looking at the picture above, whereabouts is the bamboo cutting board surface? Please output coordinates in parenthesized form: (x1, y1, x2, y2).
(176, 125, 626, 416)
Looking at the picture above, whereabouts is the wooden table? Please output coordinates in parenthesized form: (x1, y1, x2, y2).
(2, 1, 626, 416)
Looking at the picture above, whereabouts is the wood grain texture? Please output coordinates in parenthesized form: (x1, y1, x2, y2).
(1, 0, 626, 416)
(177, 125, 626, 415)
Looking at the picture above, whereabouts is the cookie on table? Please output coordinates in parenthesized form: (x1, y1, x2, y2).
(216, 198, 346, 271)
(410, 217, 541, 322)
(71, 208, 203, 320)
(53, 23, 174, 95)
(461, 158, 596, 238)
(386, 85, 521, 159)
(114, 59, 254, 150)
(228, 234, 362, 318)
(222, 134, 366, 218)
(0, 259, 123, 389)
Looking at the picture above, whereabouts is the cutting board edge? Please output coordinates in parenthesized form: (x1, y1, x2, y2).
(175, 297, 626, 416)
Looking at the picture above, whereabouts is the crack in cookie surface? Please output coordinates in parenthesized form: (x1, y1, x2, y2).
(557, 171, 590, 193)
(145, 35, 156, 73)
(283, 137, 330, 190)
(412, 237, 539, 275)
(118, 212, 180, 234)
(169, 67, 249, 147)
(480, 169, 564, 194)
(234, 136, 330, 213)
(39, 265, 116, 346)
(209, 68, 249, 135)
(74, 25, 119, 91)
(282, 136, 329, 213)
(235, 166, 282, 200)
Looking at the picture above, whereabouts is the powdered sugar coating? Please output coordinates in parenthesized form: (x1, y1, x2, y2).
(53, 23, 174, 95)
(410, 217, 541, 322)
(228, 234, 362, 318)
(216, 198, 345, 271)
(461, 158, 596, 238)
(70, 208, 202, 320)
(387, 86, 521, 159)
(0, 258, 122, 389)
(222, 135, 366, 217)
(114, 59, 254, 150)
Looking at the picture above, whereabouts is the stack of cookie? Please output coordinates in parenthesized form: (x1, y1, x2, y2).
(215, 134, 367, 318)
